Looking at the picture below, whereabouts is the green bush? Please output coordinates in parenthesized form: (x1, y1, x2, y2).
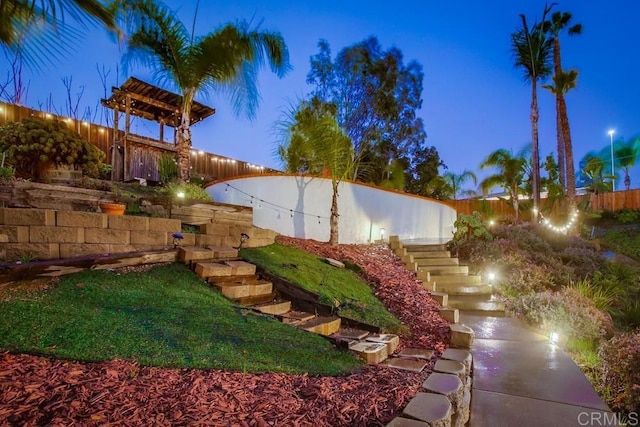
(0, 165, 14, 179)
(613, 209, 640, 224)
(158, 154, 178, 183)
(163, 182, 212, 201)
(599, 329, 640, 413)
(0, 118, 106, 180)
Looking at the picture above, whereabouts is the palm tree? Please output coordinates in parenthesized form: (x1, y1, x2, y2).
(511, 5, 553, 214)
(117, 0, 290, 181)
(278, 98, 354, 245)
(480, 148, 527, 221)
(542, 69, 579, 206)
(614, 137, 640, 190)
(542, 8, 582, 206)
(443, 170, 477, 199)
(1, 0, 117, 65)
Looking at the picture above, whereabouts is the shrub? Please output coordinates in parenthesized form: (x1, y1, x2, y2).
(163, 182, 212, 201)
(0, 118, 106, 180)
(158, 154, 178, 183)
(602, 229, 640, 260)
(613, 209, 640, 224)
(0, 165, 14, 179)
(599, 329, 640, 413)
(514, 287, 612, 343)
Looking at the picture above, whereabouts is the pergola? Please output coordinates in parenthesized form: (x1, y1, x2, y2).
(101, 77, 216, 181)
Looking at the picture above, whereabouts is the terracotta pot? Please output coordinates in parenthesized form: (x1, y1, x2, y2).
(99, 202, 126, 215)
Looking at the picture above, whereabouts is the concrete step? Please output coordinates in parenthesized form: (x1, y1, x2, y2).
(252, 300, 292, 315)
(404, 244, 448, 252)
(422, 372, 464, 414)
(430, 291, 448, 306)
(209, 274, 259, 284)
(415, 257, 459, 266)
(298, 316, 341, 336)
(419, 265, 468, 275)
(428, 274, 482, 285)
(207, 246, 239, 259)
(330, 328, 371, 342)
(233, 292, 277, 306)
(432, 282, 492, 296)
(439, 307, 459, 323)
(409, 250, 451, 258)
(447, 295, 506, 314)
(365, 333, 400, 354)
(281, 311, 316, 324)
(211, 279, 273, 299)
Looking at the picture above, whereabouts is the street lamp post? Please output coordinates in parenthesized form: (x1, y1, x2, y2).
(608, 129, 615, 191)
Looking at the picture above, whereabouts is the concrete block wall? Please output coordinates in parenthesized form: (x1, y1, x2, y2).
(0, 207, 278, 262)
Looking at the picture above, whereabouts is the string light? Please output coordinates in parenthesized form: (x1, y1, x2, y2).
(222, 182, 331, 221)
(539, 209, 579, 234)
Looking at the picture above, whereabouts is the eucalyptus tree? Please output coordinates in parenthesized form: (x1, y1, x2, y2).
(511, 5, 553, 213)
(117, 0, 290, 181)
(480, 148, 528, 221)
(277, 98, 354, 246)
(306, 37, 430, 186)
(1, 0, 116, 66)
(542, 8, 582, 205)
(542, 69, 578, 205)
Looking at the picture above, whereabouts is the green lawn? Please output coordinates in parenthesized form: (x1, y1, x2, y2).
(0, 263, 362, 374)
(241, 243, 405, 333)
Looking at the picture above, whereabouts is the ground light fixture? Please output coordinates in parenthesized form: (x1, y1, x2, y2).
(380, 228, 386, 241)
(487, 271, 496, 283)
(176, 191, 185, 198)
(549, 332, 560, 345)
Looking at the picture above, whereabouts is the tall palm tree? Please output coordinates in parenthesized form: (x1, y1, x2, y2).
(1, 0, 117, 65)
(511, 5, 553, 215)
(117, 0, 290, 181)
(443, 170, 477, 199)
(543, 8, 582, 206)
(543, 69, 579, 206)
(480, 148, 527, 221)
(278, 98, 354, 245)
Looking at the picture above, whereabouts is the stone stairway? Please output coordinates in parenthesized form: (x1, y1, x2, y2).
(178, 245, 407, 366)
(390, 236, 505, 321)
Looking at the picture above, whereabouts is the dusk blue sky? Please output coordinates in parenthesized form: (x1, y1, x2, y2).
(3, 0, 639, 191)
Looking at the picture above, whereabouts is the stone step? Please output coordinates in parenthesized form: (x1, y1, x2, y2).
(419, 265, 468, 275)
(439, 307, 459, 324)
(449, 324, 475, 349)
(298, 316, 341, 336)
(281, 311, 316, 324)
(441, 348, 473, 376)
(434, 359, 466, 382)
(403, 244, 449, 252)
(252, 300, 292, 315)
(209, 274, 259, 284)
(386, 357, 428, 372)
(224, 260, 256, 276)
(207, 246, 239, 259)
(365, 333, 400, 354)
(233, 292, 277, 306)
(194, 262, 232, 279)
(330, 328, 371, 342)
(211, 280, 273, 299)
(414, 257, 459, 266)
(397, 348, 434, 360)
(428, 274, 482, 285)
(433, 283, 493, 296)
(402, 392, 452, 425)
(430, 291, 448, 306)
(178, 246, 215, 264)
(386, 416, 430, 427)
(350, 341, 389, 364)
(409, 250, 451, 258)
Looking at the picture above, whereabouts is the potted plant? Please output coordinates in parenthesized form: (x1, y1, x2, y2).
(99, 202, 126, 215)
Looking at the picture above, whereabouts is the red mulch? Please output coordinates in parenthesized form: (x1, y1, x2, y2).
(0, 238, 450, 426)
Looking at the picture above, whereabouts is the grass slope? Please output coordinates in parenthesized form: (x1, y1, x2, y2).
(0, 263, 362, 374)
(240, 243, 403, 333)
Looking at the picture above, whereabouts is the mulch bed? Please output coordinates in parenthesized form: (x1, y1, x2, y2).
(0, 238, 450, 426)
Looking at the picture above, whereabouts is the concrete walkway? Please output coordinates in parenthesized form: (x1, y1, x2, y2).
(460, 313, 617, 427)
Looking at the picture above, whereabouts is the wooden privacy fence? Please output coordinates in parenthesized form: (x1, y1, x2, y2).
(0, 101, 277, 182)
(448, 190, 640, 217)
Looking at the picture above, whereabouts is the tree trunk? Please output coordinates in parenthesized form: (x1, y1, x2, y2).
(176, 90, 195, 182)
(329, 179, 339, 246)
(553, 38, 566, 191)
(559, 95, 576, 209)
(530, 81, 541, 214)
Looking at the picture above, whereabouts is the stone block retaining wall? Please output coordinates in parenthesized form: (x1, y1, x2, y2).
(0, 208, 277, 262)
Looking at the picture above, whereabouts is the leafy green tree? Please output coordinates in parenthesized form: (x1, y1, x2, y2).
(614, 136, 640, 190)
(480, 148, 527, 220)
(423, 175, 453, 200)
(306, 37, 432, 186)
(542, 8, 581, 206)
(1, 0, 117, 65)
(578, 151, 611, 195)
(404, 144, 444, 196)
(277, 98, 354, 245)
(0, 117, 105, 179)
(511, 4, 553, 213)
(117, 0, 290, 182)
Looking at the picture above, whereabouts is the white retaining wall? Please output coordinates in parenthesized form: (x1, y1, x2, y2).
(206, 175, 457, 244)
